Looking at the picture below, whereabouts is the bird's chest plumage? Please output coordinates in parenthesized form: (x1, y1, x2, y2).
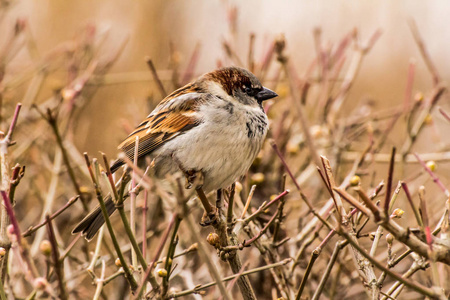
(156, 101, 268, 191)
(213, 103, 268, 163)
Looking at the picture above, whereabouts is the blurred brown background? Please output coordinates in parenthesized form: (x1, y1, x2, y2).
(1, 1, 449, 299)
(5, 0, 450, 155)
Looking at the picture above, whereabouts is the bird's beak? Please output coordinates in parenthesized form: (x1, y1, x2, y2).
(256, 87, 278, 102)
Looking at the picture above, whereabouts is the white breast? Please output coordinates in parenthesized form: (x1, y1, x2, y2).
(153, 98, 268, 192)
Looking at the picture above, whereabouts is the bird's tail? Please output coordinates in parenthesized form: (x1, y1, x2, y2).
(72, 195, 116, 241)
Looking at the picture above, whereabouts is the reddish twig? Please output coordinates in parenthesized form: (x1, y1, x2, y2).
(414, 152, 449, 197)
(401, 182, 423, 227)
(0, 191, 21, 244)
(0, 191, 38, 277)
(333, 188, 371, 217)
(243, 190, 289, 224)
(5, 103, 22, 142)
(439, 107, 450, 122)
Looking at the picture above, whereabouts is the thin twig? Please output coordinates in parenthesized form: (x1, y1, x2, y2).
(340, 231, 439, 299)
(243, 190, 289, 224)
(384, 147, 396, 217)
(414, 152, 449, 197)
(0, 103, 22, 283)
(166, 259, 291, 299)
(0, 191, 38, 277)
(133, 214, 179, 299)
(41, 107, 88, 211)
(401, 182, 423, 227)
(195, 187, 213, 215)
(46, 215, 68, 300)
(84, 153, 138, 291)
(182, 212, 232, 300)
(130, 136, 139, 270)
(92, 260, 106, 300)
(240, 185, 256, 219)
(295, 230, 335, 300)
(311, 240, 348, 300)
(101, 171, 151, 284)
(142, 189, 149, 260)
(87, 226, 105, 278)
(408, 19, 441, 86)
(146, 57, 167, 98)
(226, 183, 236, 232)
(23, 195, 80, 237)
(161, 215, 182, 297)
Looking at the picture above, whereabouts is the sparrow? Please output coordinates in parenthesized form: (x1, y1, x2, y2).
(72, 66, 278, 240)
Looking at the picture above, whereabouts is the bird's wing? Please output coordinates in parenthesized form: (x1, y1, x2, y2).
(110, 85, 207, 172)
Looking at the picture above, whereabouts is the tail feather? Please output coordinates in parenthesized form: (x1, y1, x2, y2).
(110, 158, 124, 174)
(72, 195, 116, 241)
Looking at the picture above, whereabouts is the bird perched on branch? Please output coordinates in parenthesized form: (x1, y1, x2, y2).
(72, 66, 278, 240)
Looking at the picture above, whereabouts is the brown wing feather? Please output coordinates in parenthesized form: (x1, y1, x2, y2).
(110, 90, 206, 173)
(119, 111, 199, 158)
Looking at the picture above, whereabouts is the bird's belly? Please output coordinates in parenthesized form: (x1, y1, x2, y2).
(154, 111, 267, 192)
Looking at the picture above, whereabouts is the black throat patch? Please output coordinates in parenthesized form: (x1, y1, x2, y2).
(246, 111, 267, 138)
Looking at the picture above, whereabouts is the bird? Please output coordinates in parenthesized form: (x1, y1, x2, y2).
(72, 66, 278, 240)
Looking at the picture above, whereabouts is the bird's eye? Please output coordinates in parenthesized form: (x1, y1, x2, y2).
(243, 85, 253, 95)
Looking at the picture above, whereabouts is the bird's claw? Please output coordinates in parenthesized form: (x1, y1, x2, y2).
(199, 207, 218, 226)
(185, 170, 204, 189)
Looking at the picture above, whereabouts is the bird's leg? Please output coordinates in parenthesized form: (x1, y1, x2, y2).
(197, 187, 220, 227)
(179, 167, 217, 226)
(172, 154, 218, 226)
(200, 189, 222, 226)
(215, 189, 223, 210)
(184, 169, 204, 190)
(170, 154, 204, 190)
